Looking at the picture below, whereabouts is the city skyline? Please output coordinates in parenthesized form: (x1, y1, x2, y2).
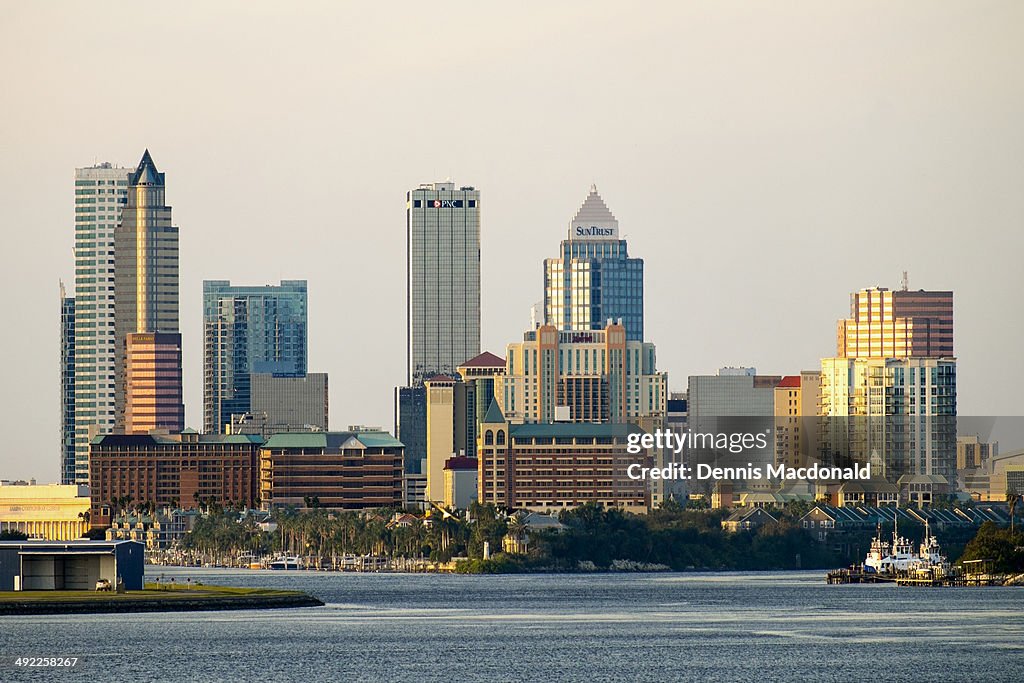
(2, 3, 1023, 480)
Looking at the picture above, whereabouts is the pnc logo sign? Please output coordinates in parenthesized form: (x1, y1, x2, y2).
(431, 199, 463, 208)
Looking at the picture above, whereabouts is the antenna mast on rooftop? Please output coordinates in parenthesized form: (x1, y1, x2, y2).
(900, 271, 909, 291)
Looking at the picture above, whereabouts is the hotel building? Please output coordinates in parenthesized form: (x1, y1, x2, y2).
(203, 280, 308, 433)
(114, 150, 182, 431)
(544, 186, 644, 341)
(477, 401, 652, 514)
(498, 321, 666, 425)
(123, 332, 185, 434)
(258, 431, 403, 510)
(88, 432, 264, 526)
(72, 162, 130, 483)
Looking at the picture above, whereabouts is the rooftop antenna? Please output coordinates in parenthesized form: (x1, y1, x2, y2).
(900, 271, 909, 291)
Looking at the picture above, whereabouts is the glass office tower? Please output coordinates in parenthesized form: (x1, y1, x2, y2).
(406, 181, 481, 385)
(60, 284, 76, 485)
(203, 280, 308, 434)
(544, 185, 644, 341)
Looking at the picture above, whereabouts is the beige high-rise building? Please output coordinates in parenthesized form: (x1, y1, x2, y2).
(498, 321, 666, 425)
(837, 287, 953, 359)
(773, 371, 821, 469)
(424, 375, 458, 503)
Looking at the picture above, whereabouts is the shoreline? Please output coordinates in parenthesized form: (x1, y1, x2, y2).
(0, 584, 323, 615)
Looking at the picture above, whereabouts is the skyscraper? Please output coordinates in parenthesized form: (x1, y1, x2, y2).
(406, 181, 481, 384)
(60, 284, 75, 485)
(837, 287, 953, 359)
(821, 284, 957, 483)
(202, 280, 308, 433)
(114, 150, 182, 432)
(72, 162, 130, 482)
(398, 181, 481, 481)
(544, 186, 644, 341)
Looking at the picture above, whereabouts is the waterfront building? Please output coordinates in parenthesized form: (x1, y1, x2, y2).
(123, 332, 185, 434)
(837, 286, 953, 359)
(406, 181, 481, 385)
(88, 432, 264, 526)
(498, 321, 666, 425)
(202, 280, 308, 433)
(258, 431, 404, 511)
(0, 540, 143, 591)
(0, 483, 92, 540)
(819, 356, 957, 482)
(773, 371, 821, 470)
(72, 162, 130, 484)
(60, 285, 76, 485)
(544, 186, 644, 340)
(114, 151, 182, 430)
(477, 401, 652, 514)
(443, 456, 478, 510)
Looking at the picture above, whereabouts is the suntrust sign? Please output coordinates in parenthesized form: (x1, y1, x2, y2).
(573, 225, 617, 238)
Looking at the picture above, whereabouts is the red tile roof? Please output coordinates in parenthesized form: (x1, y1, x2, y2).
(459, 351, 506, 368)
(425, 374, 457, 383)
(777, 375, 801, 388)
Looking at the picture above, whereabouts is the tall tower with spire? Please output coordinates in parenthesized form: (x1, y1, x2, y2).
(114, 150, 184, 432)
(543, 185, 644, 341)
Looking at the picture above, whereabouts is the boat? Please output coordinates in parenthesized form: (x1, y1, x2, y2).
(267, 556, 304, 570)
(862, 515, 948, 575)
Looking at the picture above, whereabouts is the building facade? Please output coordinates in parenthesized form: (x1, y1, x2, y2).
(498, 322, 666, 425)
(544, 186, 644, 341)
(406, 181, 481, 385)
(72, 162, 130, 484)
(60, 285, 76, 485)
(123, 332, 185, 434)
(837, 287, 953, 359)
(0, 483, 92, 540)
(773, 371, 821, 470)
(114, 150, 181, 430)
(202, 280, 308, 433)
(820, 357, 957, 481)
(258, 431, 403, 510)
(88, 432, 263, 526)
(245, 372, 328, 433)
(477, 402, 652, 514)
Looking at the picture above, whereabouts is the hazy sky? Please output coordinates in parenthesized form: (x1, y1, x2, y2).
(1, 2, 1022, 481)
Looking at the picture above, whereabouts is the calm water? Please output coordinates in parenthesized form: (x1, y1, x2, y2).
(1, 567, 1022, 682)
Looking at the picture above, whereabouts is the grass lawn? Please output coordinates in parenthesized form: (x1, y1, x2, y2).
(0, 584, 305, 603)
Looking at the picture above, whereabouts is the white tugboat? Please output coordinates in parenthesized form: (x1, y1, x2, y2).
(863, 515, 947, 575)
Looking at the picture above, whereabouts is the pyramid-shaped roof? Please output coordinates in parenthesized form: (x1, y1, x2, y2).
(568, 184, 618, 238)
(460, 351, 506, 368)
(481, 398, 505, 424)
(129, 149, 165, 187)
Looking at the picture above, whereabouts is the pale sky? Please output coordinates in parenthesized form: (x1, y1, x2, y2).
(1, 2, 1022, 481)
